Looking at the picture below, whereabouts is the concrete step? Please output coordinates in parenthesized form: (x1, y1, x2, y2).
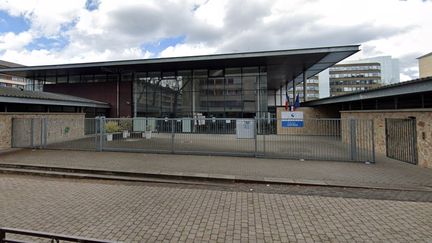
(0, 163, 235, 184)
(0, 163, 430, 192)
(0, 167, 214, 186)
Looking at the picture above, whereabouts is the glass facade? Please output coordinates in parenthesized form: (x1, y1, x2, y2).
(133, 66, 268, 118)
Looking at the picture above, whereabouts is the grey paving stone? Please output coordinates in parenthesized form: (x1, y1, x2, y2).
(1, 149, 432, 190)
(0, 174, 431, 242)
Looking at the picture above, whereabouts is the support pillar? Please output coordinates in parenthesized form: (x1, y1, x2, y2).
(279, 86, 283, 106)
(302, 69, 307, 102)
(292, 76, 296, 105)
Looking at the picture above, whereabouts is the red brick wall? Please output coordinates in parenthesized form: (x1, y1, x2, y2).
(44, 82, 132, 118)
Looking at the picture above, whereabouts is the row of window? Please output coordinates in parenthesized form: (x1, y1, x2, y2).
(293, 86, 320, 91)
(330, 65, 380, 71)
(202, 90, 244, 96)
(199, 101, 255, 108)
(41, 67, 268, 85)
(330, 79, 380, 85)
(330, 72, 380, 78)
(331, 87, 369, 92)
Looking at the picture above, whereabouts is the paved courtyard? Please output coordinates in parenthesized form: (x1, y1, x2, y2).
(1, 149, 432, 190)
(0, 174, 431, 242)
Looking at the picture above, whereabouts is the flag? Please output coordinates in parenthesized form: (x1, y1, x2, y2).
(293, 94, 300, 111)
(285, 92, 290, 111)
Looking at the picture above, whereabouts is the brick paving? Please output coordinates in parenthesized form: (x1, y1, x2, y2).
(1, 149, 432, 190)
(0, 174, 432, 242)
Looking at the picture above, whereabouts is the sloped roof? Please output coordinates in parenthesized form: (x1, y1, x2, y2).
(0, 86, 110, 108)
(303, 76, 432, 106)
(0, 60, 24, 68)
(417, 52, 432, 59)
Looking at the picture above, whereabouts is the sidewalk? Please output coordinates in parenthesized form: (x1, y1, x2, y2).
(1, 149, 431, 190)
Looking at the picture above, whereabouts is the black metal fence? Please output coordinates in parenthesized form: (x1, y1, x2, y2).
(385, 118, 417, 164)
(11, 117, 375, 163)
(0, 227, 115, 243)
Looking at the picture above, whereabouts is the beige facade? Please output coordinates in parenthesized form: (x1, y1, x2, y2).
(418, 53, 432, 78)
(0, 113, 85, 149)
(341, 109, 432, 168)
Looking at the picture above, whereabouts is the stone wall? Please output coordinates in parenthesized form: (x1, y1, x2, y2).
(0, 113, 85, 149)
(341, 109, 432, 168)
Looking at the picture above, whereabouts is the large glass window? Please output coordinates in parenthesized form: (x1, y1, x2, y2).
(133, 66, 268, 118)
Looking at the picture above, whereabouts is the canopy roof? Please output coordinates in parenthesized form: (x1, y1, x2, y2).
(0, 45, 359, 90)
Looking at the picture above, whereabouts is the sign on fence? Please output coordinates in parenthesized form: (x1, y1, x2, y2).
(236, 119, 255, 139)
(281, 111, 304, 127)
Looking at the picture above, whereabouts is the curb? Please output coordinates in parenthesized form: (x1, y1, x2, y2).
(0, 163, 430, 192)
(0, 148, 23, 156)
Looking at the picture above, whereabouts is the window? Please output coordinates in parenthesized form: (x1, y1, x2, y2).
(242, 67, 259, 76)
(225, 68, 241, 76)
(57, 76, 67, 84)
(209, 69, 223, 77)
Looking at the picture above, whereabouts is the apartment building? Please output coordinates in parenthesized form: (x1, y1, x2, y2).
(418, 52, 432, 78)
(329, 56, 399, 97)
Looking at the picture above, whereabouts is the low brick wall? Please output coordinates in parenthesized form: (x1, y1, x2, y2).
(0, 113, 85, 149)
(341, 109, 432, 168)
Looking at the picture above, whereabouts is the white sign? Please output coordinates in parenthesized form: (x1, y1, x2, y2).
(281, 111, 304, 127)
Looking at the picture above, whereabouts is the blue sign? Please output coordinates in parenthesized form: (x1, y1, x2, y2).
(281, 111, 304, 128)
(282, 120, 304, 127)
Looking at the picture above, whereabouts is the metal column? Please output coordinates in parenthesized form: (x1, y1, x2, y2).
(302, 69, 307, 102)
(292, 76, 296, 103)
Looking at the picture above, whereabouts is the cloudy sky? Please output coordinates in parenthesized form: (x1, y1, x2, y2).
(0, 0, 431, 81)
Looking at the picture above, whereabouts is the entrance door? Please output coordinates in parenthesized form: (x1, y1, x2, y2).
(385, 118, 417, 164)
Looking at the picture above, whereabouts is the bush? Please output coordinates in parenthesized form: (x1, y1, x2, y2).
(118, 119, 132, 131)
(105, 121, 120, 133)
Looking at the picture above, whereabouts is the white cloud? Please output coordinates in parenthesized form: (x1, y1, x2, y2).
(0, 0, 431, 80)
(160, 43, 217, 57)
(0, 0, 86, 36)
(193, 0, 227, 28)
(0, 31, 33, 50)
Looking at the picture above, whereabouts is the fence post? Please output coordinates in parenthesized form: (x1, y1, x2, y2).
(98, 117, 104, 152)
(30, 118, 35, 149)
(96, 117, 100, 151)
(254, 118, 258, 157)
(263, 119, 268, 157)
(349, 119, 357, 161)
(0, 229, 5, 243)
(171, 119, 175, 153)
(411, 119, 418, 164)
(371, 119, 375, 163)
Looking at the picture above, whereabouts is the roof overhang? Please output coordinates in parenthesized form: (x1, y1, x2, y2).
(0, 45, 360, 90)
(0, 96, 110, 108)
(303, 77, 432, 106)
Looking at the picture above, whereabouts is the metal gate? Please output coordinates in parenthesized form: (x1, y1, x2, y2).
(10, 117, 376, 163)
(12, 118, 46, 148)
(385, 118, 417, 164)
